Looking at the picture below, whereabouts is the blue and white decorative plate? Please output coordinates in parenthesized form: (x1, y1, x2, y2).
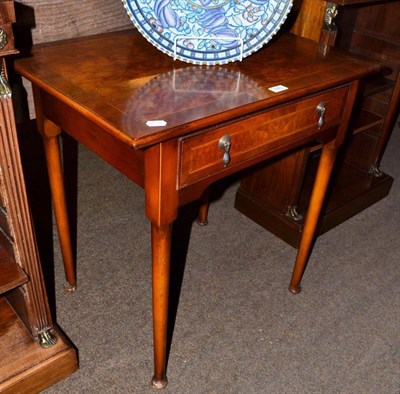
(122, 0, 293, 65)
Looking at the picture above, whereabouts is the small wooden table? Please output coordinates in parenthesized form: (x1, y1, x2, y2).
(15, 29, 380, 388)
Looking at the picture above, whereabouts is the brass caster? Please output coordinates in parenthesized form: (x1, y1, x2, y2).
(369, 164, 383, 177)
(64, 282, 77, 292)
(289, 285, 302, 294)
(196, 218, 208, 226)
(285, 205, 303, 221)
(38, 330, 58, 348)
(151, 376, 168, 390)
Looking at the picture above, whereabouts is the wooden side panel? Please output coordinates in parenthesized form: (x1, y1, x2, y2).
(291, 0, 326, 42)
(17, 0, 131, 44)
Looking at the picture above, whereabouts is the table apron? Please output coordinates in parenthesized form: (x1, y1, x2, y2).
(39, 89, 145, 187)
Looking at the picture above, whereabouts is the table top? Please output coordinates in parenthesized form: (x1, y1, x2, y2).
(15, 29, 381, 149)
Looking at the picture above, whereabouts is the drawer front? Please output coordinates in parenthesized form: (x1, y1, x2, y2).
(179, 86, 349, 188)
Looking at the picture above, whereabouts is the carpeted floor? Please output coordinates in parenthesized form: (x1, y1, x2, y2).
(37, 120, 399, 393)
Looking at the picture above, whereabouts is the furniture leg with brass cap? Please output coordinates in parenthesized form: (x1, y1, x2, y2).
(289, 141, 337, 294)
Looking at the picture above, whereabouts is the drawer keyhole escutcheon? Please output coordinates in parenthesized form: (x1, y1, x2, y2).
(218, 134, 231, 167)
(316, 102, 326, 130)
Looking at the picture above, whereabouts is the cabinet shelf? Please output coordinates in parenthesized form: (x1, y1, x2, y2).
(352, 109, 383, 135)
(361, 75, 395, 97)
(0, 235, 28, 294)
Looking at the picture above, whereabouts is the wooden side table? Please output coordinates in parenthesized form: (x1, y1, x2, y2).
(15, 29, 381, 388)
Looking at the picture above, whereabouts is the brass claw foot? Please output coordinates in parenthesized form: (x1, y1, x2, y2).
(38, 330, 58, 348)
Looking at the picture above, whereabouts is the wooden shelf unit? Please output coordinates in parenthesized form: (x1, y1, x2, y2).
(235, 0, 399, 248)
(0, 1, 78, 391)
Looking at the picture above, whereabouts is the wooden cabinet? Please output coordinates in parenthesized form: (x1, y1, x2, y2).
(235, 0, 400, 247)
(0, 1, 77, 392)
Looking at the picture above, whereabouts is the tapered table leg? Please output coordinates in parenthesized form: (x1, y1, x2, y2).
(197, 187, 210, 226)
(42, 130, 76, 291)
(150, 223, 171, 389)
(289, 141, 337, 294)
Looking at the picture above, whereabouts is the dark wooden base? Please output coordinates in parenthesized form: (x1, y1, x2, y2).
(0, 297, 78, 393)
(235, 160, 394, 248)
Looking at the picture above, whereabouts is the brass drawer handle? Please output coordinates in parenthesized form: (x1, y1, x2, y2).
(316, 102, 326, 130)
(218, 134, 231, 167)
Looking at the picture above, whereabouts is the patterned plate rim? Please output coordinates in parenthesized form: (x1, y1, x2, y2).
(121, 0, 293, 65)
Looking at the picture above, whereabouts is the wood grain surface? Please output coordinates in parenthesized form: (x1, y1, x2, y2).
(19, 0, 131, 44)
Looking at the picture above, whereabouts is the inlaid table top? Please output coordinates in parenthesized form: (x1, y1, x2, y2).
(16, 29, 379, 148)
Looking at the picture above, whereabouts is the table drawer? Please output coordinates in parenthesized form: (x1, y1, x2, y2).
(178, 86, 349, 188)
